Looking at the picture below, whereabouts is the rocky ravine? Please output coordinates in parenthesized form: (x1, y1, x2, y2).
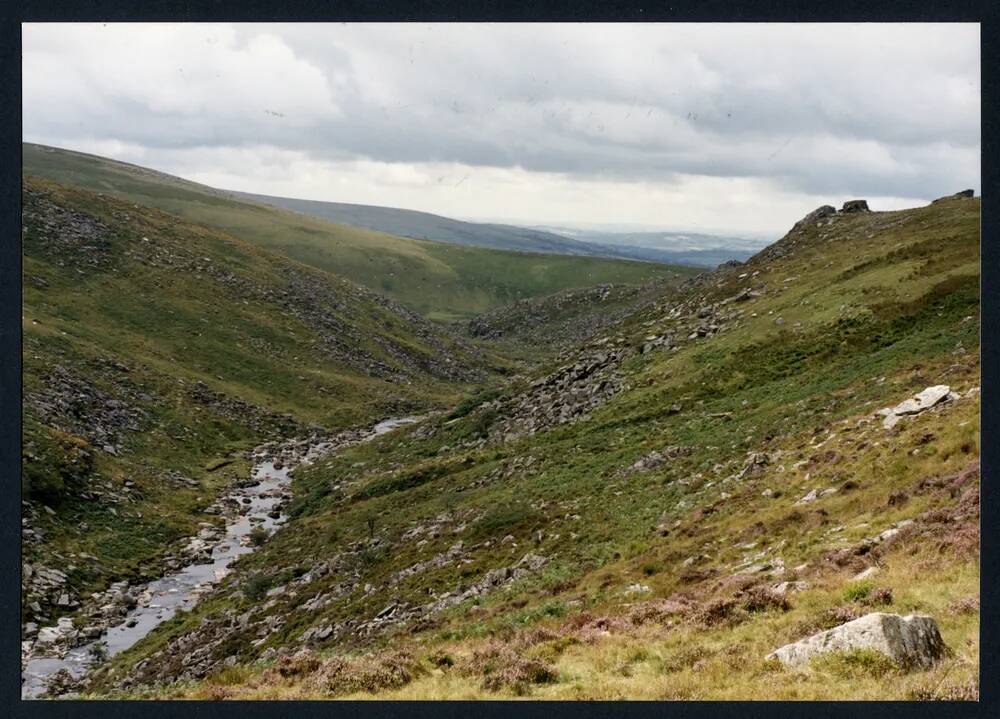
(21, 417, 418, 699)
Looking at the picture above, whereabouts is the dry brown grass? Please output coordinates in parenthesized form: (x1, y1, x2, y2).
(462, 641, 558, 695)
(303, 650, 422, 697)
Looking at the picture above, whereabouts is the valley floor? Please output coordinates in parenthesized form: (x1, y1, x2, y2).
(102, 370, 980, 701)
(21, 167, 981, 701)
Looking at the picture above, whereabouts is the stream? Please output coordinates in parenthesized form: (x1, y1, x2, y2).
(21, 416, 420, 699)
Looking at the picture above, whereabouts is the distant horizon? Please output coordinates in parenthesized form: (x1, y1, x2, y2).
(26, 141, 963, 249)
(25, 140, 774, 243)
(22, 23, 978, 236)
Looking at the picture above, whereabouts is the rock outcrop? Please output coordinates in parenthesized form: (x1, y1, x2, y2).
(933, 189, 975, 203)
(791, 205, 837, 232)
(841, 200, 870, 213)
(766, 612, 947, 669)
(486, 349, 627, 441)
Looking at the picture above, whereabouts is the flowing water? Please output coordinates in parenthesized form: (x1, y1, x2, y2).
(21, 416, 420, 699)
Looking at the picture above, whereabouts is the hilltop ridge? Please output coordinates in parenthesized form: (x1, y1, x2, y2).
(229, 190, 745, 267)
(23, 143, 692, 322)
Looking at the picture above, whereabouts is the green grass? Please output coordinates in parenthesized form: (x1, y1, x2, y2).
(20, 176, 494, 622)
(23, 157, 980, 700)
(23, 143, 691, 321)
(81, 195, 980, 701)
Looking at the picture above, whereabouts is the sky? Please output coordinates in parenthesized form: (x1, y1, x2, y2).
(22, 23, 980, 237)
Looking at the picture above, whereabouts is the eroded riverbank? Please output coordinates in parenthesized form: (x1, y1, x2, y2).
(21, 416, 420, 699)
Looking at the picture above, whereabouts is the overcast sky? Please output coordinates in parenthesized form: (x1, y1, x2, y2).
(23, 23, 979, 236)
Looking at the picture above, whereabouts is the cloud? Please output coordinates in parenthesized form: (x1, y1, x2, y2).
(22, 23, 980, 234)
(23, 24, 339, 145)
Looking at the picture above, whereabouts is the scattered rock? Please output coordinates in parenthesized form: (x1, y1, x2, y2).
(766, 612, 947, 670)
(879, 385, 958, 429)
(853, 566, 881, 581)
(625, 583, 651, 595)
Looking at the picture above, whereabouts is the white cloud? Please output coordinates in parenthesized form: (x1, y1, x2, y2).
(23, 24, 339, 140)
(22, 22, 980, 235)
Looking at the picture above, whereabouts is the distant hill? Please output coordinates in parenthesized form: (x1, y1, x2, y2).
(530, 225, 768, 267)
(229, 191, 609, 256)
(23, 144, 691, 321)
(229, 190, 739, 267)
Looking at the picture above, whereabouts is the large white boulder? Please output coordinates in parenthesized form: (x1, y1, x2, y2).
(893, 385, 954, 415)
(879, 385, 958, 429)
(766, 613, 947, 669)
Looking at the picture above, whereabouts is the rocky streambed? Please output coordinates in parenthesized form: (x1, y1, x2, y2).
(21, 416, 420, 699)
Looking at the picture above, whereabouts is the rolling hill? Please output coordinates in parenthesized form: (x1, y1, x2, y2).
(229, 190, 729, 267)
(531, 225, 767, 267)
(20, 174, 497, 635)
(23, 144, 694, 322)
(74, 193, 980, 700)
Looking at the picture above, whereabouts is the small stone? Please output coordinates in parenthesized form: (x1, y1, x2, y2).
(796, 489, 819, 505)
(854, 566, 881, 580)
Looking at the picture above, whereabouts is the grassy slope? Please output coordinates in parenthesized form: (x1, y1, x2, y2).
(91, 196, 980, 700)
(21, 176, 492, 621)
(465, 281, 671, 363)
(23, 143, 691, 322)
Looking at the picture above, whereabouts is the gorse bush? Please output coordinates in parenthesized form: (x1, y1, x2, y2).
(242, 575, 271, 602)
(447, 389, 501, 420)
(842, 582, 873, 603)
(22, 424, 94, 504)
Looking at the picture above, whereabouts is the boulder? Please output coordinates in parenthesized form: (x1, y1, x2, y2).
(766, 612, 947, 669)
(796, 489, 819, 505)
(892, 385, 954, 415)
(841, 200, 870, 213)
(36, 626, 62, 644)
(879, 385, 957, 429)
(772, 580, 810, 595)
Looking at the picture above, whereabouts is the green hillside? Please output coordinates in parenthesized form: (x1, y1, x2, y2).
(23, 143, 693, 322)
(466, 281, 670, 362)
(21, 176, 494, 624)
(83, 195, 980, 700)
